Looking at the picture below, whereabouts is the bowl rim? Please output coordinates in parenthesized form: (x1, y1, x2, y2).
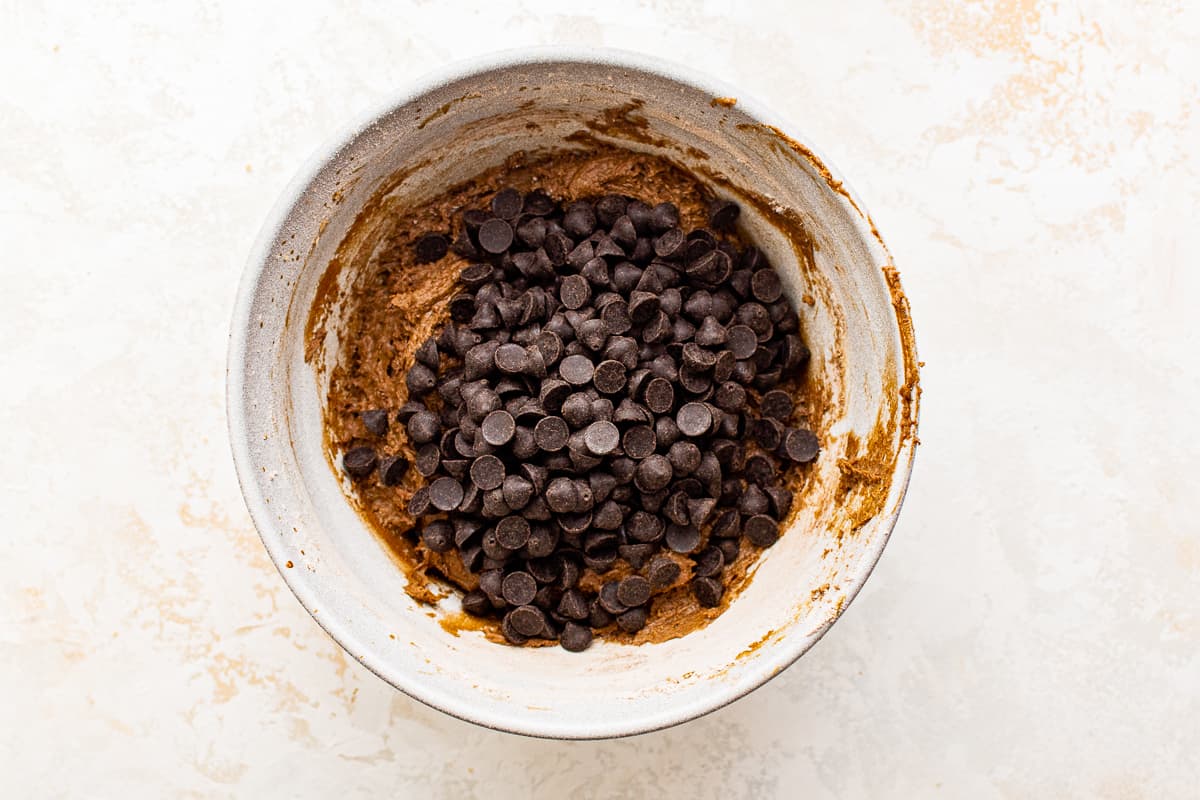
(227, 45, 920, 739)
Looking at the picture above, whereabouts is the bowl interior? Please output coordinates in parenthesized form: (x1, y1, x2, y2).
(230, 54, 918, 738)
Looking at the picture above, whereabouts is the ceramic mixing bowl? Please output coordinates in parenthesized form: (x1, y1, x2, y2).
(227, 48, 919, 739)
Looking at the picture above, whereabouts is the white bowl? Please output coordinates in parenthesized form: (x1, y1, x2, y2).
(227, 48, 920, 739)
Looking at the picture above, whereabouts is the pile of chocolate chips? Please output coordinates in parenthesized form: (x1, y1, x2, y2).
(344, 188, 818, 652)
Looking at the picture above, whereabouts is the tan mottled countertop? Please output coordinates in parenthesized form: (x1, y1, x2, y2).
(2, 2, 1198, 797)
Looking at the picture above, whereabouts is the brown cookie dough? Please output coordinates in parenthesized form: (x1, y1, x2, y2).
(321, 145, 816, 646)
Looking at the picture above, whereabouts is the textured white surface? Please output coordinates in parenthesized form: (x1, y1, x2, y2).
(2, 1, 1197, 796)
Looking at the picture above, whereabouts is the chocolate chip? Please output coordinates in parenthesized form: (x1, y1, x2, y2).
(480, 409, 515, 446)
(559, 273, 590, 310)
(664, 491, 690, 526)
(594, 234, 624, 259)
(692, 316, 726, 348)
(744, 453, 776, 486)
(681, 342, 717, 371)
(647, 555, 681, 589)
(737, 302, 773, 341)
(470, 454, 505, 490)
(654, 227, 686, 259)
(526, 522, 558, 556)
(640, 310, 671, 344)
(752, 417, 784, 451)
(730, 359, 756, 385)
(643, 377, 675, 414)
(452, 228, 479, 258)
(753, 369, 782, 391)
(628, 291, 660, 325)
(666, 441, 701, 475)
(617, 543, 656, 570)
(508, 605, 547, 638)
(612, 261, 643, 294)
(694, 546, 725, 578)
(598, 582, 628, 615)
(491, 188, 523, 220)
(541, 477, 576, 515)
(523, 190, 555, 216)
(453, 517, 482, 548)
(583, 420, 620, 456)
(343, 446, 377, 478)
(708, 199, 740, 231)
(459, 263, 493, 288)
(407, 486, 431, 516)
(501, 571, 537, 606)
(533, 416, 569, 451)
(626, 200, 654, 234)
(665, 523, 701, 554)
(780, 334, 809, 370)
(726, 325, 758, 360)
(612, 399, 646, 426)
(415, 233, 449, 264)
(766, 485, 793, 519)
(617, 607, 648, 634)
(782, 428, 819, 462)
(593, 303, 630, 339)
(481, 524, 509, 556)
(634, 454, 673, 492)
(651, 202, 680, 231)
(695, 453, 723, 496)
(395, 401, 426, 424)
(492, 515, 529, 550)
(595, 194, 628, 225)
(420, 519, 453, 552)
(627, 510, 665, 543)
(577, 318, 608, 352)
(491, 343, 525, 375)
(760, 390, 794, 421)
(713, 350, 736, 382)
(740, 484, 770, 516)
(591, 359, 627, 395)
(457, 482, 482, 514)
(561, 393, 592, 428)
(713, 537, 738, 565)
(479, 568, 504, 599)
(676, 402, 713, 437)
(495, 476, 530, 512)
(751, 268, 783, 303)
(460, 545, 483, 572)
(687, 497, 717, 526)
(406, 363, 436, 397)
(405, 443, 435, 477)
(361, 409, 390, 437)
(469, 303, 501, 334)
(607, 215, 635, 250)
(478, 218, 514, 254)
(591, 397, 615, 426)
(462, 589, 490, 617)
(744, 514, 780, 547)
(692, 576, 724, 607)
(678, 367, 710, 395)
(429, 476, 464, 511)
(563, 201, 597, 237)
(707, 508, 738, 539)
(653, 415, 680, 448)
(614, 426, 652, 461)
(714, 381, 747, 412)
(559, 354, 594, 386)
(535, 380, 568, 415)
(560, 621, 593, 652)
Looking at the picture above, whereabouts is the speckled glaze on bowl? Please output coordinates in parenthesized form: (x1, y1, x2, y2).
(227, 48, 919, 739)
